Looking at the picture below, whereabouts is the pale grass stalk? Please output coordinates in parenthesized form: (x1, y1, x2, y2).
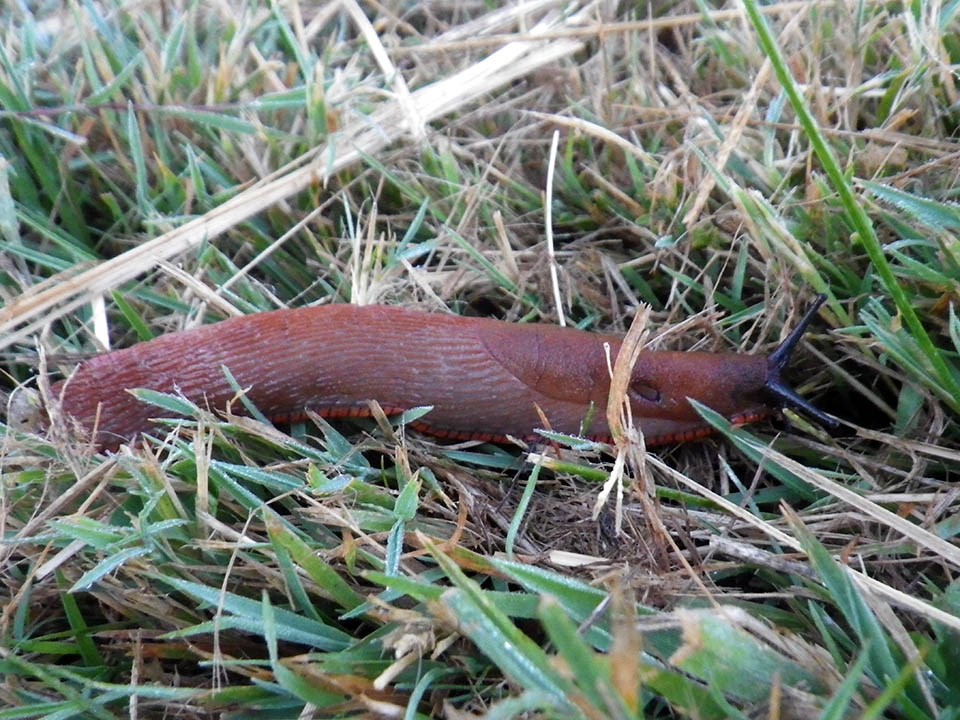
(648, 455, 960, 634)
(544, 129, 565, 326)
(395, 0, 883, 54)
(0, 1, 594, 349)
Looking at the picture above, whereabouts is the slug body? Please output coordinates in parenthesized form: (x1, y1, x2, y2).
(43, 303, 831, 450)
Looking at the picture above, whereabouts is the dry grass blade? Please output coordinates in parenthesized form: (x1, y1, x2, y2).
(3, 0, 960, 716)
(0, 1, 593, 350)
(649, 454, 960, 634)
(757, 443, 960, 567)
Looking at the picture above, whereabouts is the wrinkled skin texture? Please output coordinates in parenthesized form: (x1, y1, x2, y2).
(43, 305, 772, 450)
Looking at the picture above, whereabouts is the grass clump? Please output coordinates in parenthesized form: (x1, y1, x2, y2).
(3, 1, 960, 718)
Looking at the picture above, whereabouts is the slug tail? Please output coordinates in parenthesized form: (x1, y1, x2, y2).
(764, 295, 839, 429)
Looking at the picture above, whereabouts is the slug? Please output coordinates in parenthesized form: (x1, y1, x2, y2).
(18, 298, 835, 450)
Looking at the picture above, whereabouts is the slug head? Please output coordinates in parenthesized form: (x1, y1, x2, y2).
(622, 295, 837, 442)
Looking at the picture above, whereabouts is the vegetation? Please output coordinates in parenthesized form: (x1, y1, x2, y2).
(2, 0, 960, 717)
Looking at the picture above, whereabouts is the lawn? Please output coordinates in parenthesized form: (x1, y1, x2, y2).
(2, 1, 960, 718)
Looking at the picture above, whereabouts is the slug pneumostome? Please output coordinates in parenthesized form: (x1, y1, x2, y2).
(13, 297, 836, 450)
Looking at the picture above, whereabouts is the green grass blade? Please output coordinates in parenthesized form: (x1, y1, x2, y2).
(742, 0, 960, 411)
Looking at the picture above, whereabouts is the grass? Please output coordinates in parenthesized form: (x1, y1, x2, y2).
(2, 0, 960, 717)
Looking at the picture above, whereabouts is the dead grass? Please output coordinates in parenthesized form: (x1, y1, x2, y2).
(2, 0, 960, 718)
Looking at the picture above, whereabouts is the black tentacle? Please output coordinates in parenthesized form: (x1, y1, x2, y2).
(764, 295, 839, 429)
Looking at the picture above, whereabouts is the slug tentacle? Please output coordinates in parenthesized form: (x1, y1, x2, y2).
(763, 295, 838, 428)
